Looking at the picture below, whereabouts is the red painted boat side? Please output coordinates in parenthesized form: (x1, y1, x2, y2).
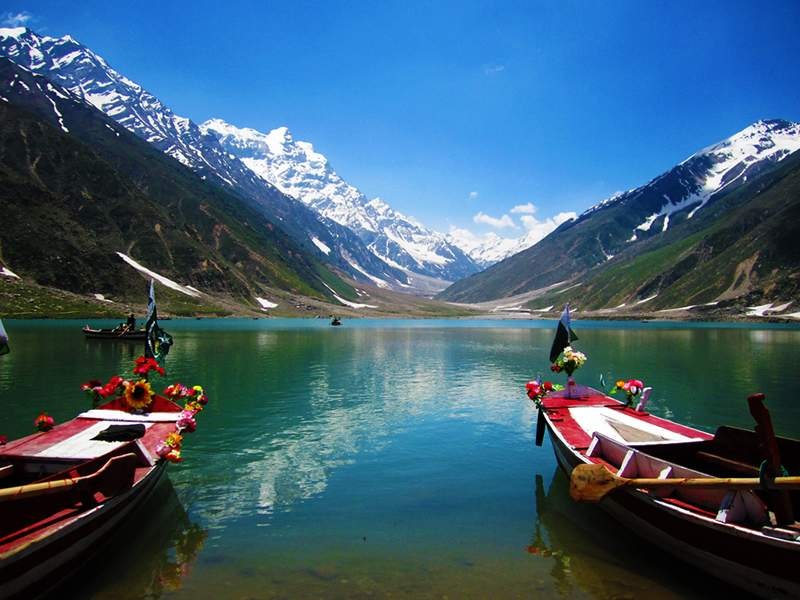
(0, 402, 182, 599)
(538, 391, 800, 598)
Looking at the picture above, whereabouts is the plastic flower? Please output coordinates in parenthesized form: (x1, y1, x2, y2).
(123, 379, 154, 411)
(164, 383, 190, 399)
(184, 399, 204, 414)
(164, 449, 182, 463)
(165, 432, 183, 449)
(525, 380, 562, 404)
(0, 434, 7, 445)
(552, 346, 587, 376)
(133, 356, 165, 378)
(100, 375, 125, 398)
(176, 411, 197, 433)
(610, 378, 645, 406)
(35, 412, 55, 432)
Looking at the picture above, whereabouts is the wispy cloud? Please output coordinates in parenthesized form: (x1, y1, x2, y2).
(510, 202, 536, 214)
(473, 211, 517, 229)
(2, 11, 33, 27)
(483, 64, 505, 76)
(468, 191, 479, 200)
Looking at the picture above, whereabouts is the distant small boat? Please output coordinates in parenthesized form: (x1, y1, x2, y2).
(82, 326, 147, 340)
(330, 317, 342, 326)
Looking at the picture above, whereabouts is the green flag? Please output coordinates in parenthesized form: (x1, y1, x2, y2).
(0, 319, 8, 356)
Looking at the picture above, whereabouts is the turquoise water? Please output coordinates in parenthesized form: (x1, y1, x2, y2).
(1, 318, 799, 598)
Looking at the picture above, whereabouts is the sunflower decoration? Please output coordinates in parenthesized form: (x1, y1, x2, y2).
(124, 379, 155, 411)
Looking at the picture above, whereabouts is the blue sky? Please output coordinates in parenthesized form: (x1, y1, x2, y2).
(3, 1, 800, 239)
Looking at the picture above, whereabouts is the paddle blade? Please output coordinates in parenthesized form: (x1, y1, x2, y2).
(570, 463, 624, 502)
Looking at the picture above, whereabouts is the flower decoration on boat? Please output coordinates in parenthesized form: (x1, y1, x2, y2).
(0, 434, 7, 445)
(525, 380, 564, 407)
(156, 431, 184, 463)
(133, 356, 165, 377)
(124, 379, 155, 411)
(550, 346, 587, 377)
(610, 378, 645, 407)
(80, 355, 209, 463)
(176, 410, 197, 433)
(34, 412, 55, 432)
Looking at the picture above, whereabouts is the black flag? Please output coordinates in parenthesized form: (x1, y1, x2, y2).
(144, 280, 173, 363)
(549, 304, 578, 363)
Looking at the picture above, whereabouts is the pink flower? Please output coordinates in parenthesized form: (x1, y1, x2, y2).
(176, 411, 197, 433)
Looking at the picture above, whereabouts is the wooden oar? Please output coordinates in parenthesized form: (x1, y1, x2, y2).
(569, 462, 800, 503)
(748, 393, 795, 525)
(0, 452, 137, 502)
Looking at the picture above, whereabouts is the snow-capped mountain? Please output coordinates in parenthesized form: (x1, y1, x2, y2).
(201, 119, 480, 281)
(580, 119, 800, 241)
(440, 118, 800, 302)
(0, 27, 409, 290)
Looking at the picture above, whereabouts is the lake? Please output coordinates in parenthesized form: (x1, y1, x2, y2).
(1, 318, 798, 598)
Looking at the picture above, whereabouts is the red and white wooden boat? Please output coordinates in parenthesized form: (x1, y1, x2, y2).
(535, 385, 800, 599)
(0, 395, 184, 599)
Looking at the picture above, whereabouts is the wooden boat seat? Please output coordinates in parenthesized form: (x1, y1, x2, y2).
(569, 406, 702, 445)
(0, 453, 138, 540)
(33, 421, 153, 461)
(586, 432, 768, 524)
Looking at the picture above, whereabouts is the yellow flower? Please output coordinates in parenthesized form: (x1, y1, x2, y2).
(165, 432, 183, 448)
(124, 379, 154, 410)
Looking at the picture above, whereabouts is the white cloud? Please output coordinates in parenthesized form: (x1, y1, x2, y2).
(484, 64, 506, 75)
(518, 211, 577, 245)
(473, 211, 517, 229)
(510, 202, 536, 214)
(468, 191, 479, 200)
(2, 12, 33, 27)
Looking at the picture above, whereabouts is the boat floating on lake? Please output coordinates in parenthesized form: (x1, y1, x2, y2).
(529, 304, 800, 598)
(0, 364, 208, 599)
(82, 325, 147, 341)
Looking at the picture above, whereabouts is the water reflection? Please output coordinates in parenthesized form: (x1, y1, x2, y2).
(53, 477, 207, 599)
(527, 469, 743, 598)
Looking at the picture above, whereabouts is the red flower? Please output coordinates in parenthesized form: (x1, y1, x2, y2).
(35, 412, 55, 432)
(100, 375, 124, 398)
(550, 364, 562, 373)
(133, 356, 165, 377)
(543, 381, 553, 392)
(0, 434, 7, 445)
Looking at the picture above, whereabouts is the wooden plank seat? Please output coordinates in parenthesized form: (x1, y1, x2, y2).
(0, 452, 138, 540)
(586, 432, 768, 525)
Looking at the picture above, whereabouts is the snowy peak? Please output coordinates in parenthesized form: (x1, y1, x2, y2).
(0, 27, 415, 292)
(201, 118, 480, 280)
(580, 119, 800, 242)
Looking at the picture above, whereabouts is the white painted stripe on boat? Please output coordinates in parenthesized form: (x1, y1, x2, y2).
(78, 410, 180, 423)
(568, 407, 702, 444)
(35, 421, 153, 459)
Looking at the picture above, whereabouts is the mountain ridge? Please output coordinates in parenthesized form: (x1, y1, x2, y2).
(439, 119, 800, 303)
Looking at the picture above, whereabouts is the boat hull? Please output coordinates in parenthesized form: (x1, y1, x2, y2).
(0, 461, 167, 600)
(82, 328, 147, 341)
(542, 409, 800, 598)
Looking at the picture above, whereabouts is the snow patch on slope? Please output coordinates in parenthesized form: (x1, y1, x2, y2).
(116, 252, 200, 297)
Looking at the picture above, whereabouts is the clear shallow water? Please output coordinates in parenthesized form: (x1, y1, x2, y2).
(1, 318, 799, 598)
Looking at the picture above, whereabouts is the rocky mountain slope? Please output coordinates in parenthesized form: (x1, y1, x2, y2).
(0, 57, 357, 307)
(0, 27, 409, 290)
(440, 119, 800, 304)
(201, 119, 480, 282)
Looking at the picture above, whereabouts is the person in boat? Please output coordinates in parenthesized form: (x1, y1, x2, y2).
(125, 313, 136, 332)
